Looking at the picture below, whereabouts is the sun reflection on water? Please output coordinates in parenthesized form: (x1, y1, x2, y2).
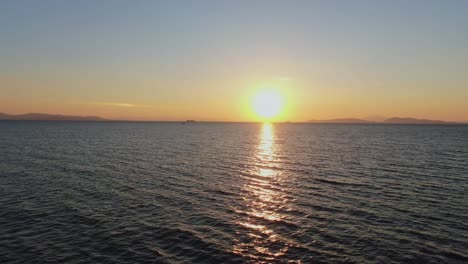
(233, 123, 295, 262)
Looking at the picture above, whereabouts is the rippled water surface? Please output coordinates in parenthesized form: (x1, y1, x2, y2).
(1, 121, 467, 263)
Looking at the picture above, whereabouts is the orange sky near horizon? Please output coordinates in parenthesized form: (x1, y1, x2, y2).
(2, 71, 467, 122)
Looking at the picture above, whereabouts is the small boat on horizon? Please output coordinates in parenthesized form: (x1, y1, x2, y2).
(181, 120, 196, 124)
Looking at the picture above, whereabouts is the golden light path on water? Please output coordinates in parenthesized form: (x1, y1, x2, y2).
(233, 123, 297, 262)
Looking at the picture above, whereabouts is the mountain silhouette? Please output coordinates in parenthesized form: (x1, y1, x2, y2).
(0, 113, 107, 121)
(307, 117, 461, 124)
(383, 117, 456, 124)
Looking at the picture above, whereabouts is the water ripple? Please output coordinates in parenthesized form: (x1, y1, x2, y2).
(0, 121, 467, 263)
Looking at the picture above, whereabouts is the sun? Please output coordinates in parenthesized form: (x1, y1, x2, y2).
(252, 89, 284, 120)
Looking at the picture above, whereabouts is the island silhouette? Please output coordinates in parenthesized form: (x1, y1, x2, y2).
(307, 117, 460, 124)
(0, 113, 107, 121)
(0, 112, 465, 124)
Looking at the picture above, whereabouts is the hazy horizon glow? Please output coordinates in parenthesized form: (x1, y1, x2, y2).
(1, 1, 468, 121)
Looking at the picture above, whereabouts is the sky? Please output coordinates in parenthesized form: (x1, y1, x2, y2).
(1, 0, 468, 121)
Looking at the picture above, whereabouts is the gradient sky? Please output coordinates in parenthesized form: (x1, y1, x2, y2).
(1, 0, 468, 121)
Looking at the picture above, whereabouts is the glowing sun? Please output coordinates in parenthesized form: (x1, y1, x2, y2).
(252, 89, 284, 120)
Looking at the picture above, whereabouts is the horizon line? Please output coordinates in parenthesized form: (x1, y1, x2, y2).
(1, 112, 467, 124)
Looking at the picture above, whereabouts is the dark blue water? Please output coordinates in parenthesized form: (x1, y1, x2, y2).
(1, 121, 467, 263)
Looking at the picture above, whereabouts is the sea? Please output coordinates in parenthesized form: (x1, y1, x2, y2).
(0, 121, 467, 264)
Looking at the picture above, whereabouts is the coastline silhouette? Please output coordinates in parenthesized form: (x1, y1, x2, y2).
(0, 112, 463, 124)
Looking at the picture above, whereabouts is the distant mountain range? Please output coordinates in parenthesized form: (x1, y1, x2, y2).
(307, 117, 462, 124)
(0, 113, 107, 121)
(383, 117, 458, 124)
(0, 112, 464, 123)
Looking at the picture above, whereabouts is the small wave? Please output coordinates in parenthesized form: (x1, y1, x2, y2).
(314, 178, 369, 187)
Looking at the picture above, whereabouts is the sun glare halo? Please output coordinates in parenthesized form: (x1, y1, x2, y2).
(252, 89, 284, 120)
